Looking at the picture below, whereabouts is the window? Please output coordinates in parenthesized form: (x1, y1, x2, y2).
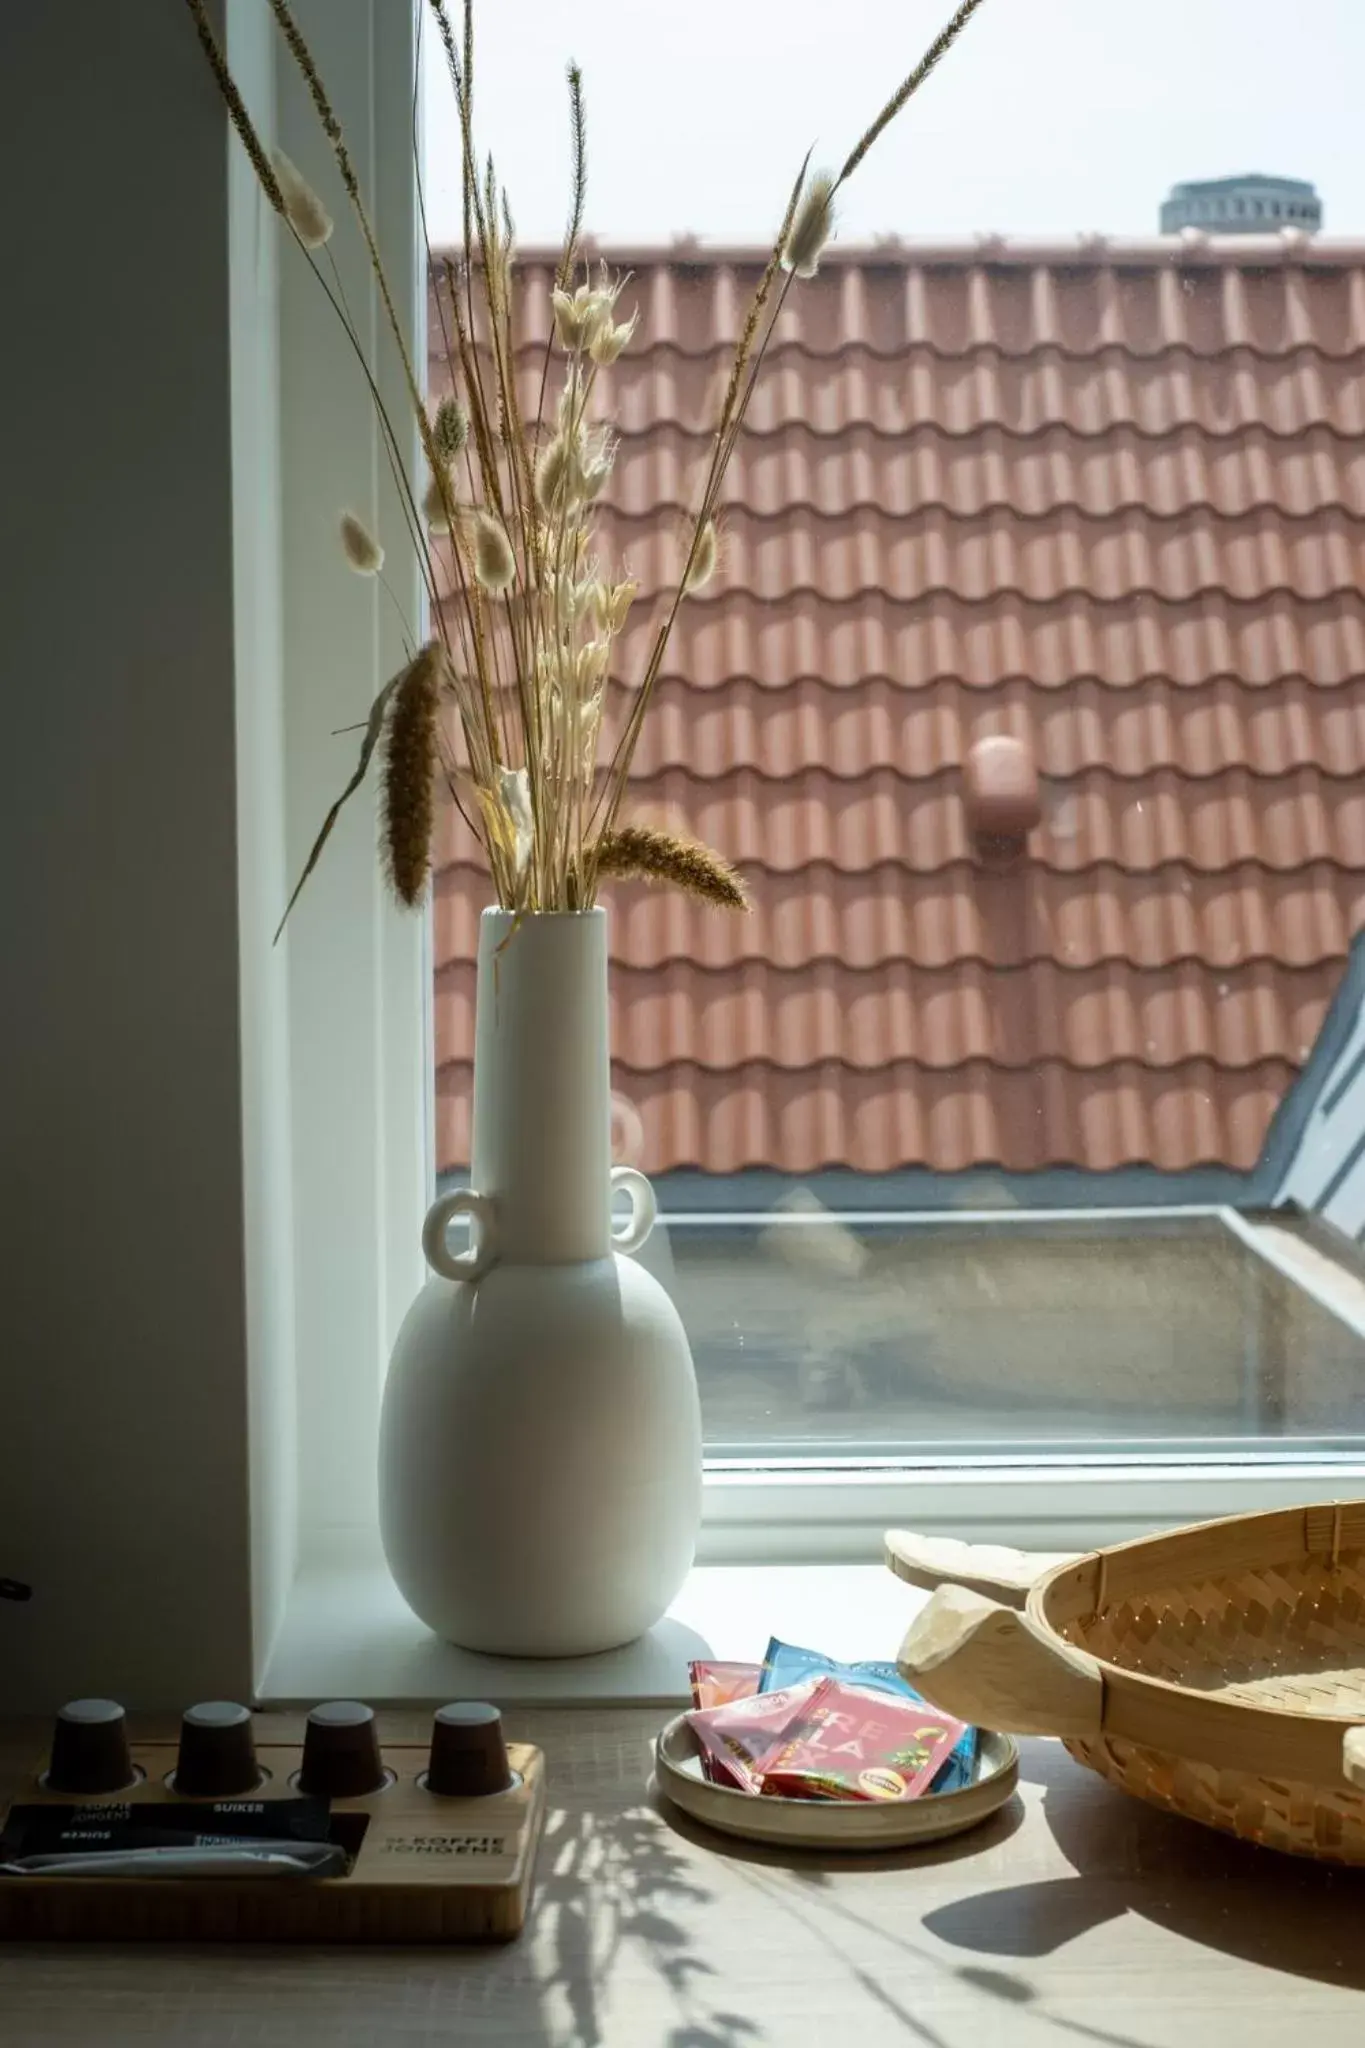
(405, 0, 1365, 1518)
(19, 0, 1363, 1722)
(237, 0, 1365, 1622)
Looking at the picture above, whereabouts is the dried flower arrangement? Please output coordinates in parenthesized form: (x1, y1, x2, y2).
(182, 0, 988, 928)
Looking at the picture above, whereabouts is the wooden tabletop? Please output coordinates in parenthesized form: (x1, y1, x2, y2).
(3, 1707, 1365, 2046)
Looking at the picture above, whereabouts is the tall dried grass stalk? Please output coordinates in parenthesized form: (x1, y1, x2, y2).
(836, 0, 990, 186)
(557, 64, 587, 290)
(264, 0, 447, 492)
(181, 0, 285, 214)
(585, 149, 811, 867)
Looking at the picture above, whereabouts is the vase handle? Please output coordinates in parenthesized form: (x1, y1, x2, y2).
(422, 1188, 500, 1284)
(610, 1167, 656, 1257)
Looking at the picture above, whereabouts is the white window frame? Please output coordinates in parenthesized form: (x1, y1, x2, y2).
(271, 0, 430, 1575)
(256, 0, 1365, 1681)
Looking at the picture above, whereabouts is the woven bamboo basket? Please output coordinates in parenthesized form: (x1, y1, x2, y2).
(888, 1501, 1365, 1865)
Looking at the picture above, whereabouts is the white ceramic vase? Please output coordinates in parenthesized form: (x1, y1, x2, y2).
(379, 907, 702, 1655)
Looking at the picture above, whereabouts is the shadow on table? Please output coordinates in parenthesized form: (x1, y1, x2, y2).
(531, 1791, 771, 2048)
(923, 1759, 1365, 1993)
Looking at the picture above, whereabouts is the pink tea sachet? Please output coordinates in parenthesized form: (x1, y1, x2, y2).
(684, 1678, 824, 1792)
(756, 1678, 967, 1801)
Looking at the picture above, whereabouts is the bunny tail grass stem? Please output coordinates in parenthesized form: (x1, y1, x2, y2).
(534, 64, 589, 495)
(207, 0, 989, 922)
(432, 0, 510, 587)
(408, 154, 491, 743)
(300, 246, 443, 623)
(187, 0, 453, 642)
(588, 153, 809, 851)
(438, 261, 503, 755)
(591, 0, 986, 870)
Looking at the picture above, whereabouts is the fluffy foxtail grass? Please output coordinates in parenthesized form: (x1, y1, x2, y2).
(382, 645, 441, 906)
(588, 307, 637, 365)
(683, 519, 719, 592)
(535, 434, 574, 512)
(472, 511, 516, 591)
(433, 393, 469, 458)
(339, 510, 384, 574)
(422, 470, 455, 532)
(781, 172, 836, 278)
(271, 147, 333, 246)
(593, 825, 749, 910)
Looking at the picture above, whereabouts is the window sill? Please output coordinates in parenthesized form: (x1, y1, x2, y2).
(257, 1536, 924, 1707)
(260, 1452, 1365, 1706)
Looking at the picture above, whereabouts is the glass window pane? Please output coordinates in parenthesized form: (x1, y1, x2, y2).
(421, 2, 1362, 1463)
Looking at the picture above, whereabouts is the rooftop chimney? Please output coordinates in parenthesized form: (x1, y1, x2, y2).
(964, 735, 1040, 859)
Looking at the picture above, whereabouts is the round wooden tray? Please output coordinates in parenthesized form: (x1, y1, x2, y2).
(654, 1715, 1018, 1849)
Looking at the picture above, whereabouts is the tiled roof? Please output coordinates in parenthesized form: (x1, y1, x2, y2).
(432, 240, 1365, 1180)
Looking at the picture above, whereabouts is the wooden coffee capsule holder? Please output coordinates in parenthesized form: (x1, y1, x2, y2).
(0, 1701, 546, 1943)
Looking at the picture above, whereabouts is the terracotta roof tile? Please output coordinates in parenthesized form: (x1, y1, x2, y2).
(434, 958, 1336, 1075)
(437, 1062, 1291, 1176)
(434, 767, 1365, 874)
(434, 863, 1364, 973)
(608, 427, 1365, 522)
(609, 677, 1365, 781)
(596, 595, 1365, 692)
(590, 504, 1365, 604)
(431, 245, 1365, 1180)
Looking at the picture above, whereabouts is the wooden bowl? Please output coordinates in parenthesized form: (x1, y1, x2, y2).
(889, 1501, 1365, 1865)
(654, 1713, 1018, 1850)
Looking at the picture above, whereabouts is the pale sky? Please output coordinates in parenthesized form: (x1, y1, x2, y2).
(421, 0, 1365, 248)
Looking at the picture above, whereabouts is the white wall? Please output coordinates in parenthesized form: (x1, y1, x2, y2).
(228, 2, 299, 1688)
(1, 0, 258, 1711)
